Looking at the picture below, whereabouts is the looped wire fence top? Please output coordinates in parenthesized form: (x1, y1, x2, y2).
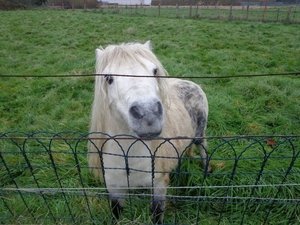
(0, 131, 299, 224)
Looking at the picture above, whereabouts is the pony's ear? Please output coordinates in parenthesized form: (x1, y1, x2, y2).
(95, 48, 103, 59)
(144, 40, 152, 50)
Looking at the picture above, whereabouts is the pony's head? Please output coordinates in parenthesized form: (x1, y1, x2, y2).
(95, 41, 169, 138)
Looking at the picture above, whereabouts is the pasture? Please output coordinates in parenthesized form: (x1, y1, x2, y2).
(0, 9, 300, 224)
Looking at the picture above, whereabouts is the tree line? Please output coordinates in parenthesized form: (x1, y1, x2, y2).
(0, 0, 46, 9)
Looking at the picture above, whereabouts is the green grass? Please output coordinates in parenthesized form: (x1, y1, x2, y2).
(0, 9, 300, 224)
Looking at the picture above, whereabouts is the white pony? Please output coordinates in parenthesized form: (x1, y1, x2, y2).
(88, 41, 211, 224)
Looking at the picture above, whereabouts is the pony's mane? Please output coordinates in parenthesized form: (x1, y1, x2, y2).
(96, 42, 168, 77)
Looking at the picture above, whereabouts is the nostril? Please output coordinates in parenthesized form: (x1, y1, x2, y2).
(130, 105, 143, 119)
(155, 101, 163, 116)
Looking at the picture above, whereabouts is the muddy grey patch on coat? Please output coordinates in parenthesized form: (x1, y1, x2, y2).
(175, 80, 208, 138)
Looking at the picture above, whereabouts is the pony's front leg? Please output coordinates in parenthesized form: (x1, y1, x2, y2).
(109, 189, 127, 220)
(111, 198, 124, 220)
(151, 177, 168, 224)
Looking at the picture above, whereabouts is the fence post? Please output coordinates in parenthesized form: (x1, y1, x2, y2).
(195, 3, 199, 18)
(229, 5, 233, 20)
(189, 5, 192, 18)
(286, 6, 292, 23)
(158, 4, 160, 17)
(99, 3, 103, 13)
(246, 5, 249, 21)
(135, 4, 137, 14)
(114, 4, 116, 13)
(83, 0, 86, 11)
(276, 8, 280, 22)
(176, 3, 179, 18)
(261, 0, 268, 22)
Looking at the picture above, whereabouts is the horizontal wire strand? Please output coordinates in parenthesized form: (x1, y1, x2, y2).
(0, 71, 299, 79)
(1, 134, 300, 140)
(2, 183, 300, 192)
(2, 186, 299, 203)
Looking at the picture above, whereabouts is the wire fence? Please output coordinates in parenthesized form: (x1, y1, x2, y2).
(98, 4, 300, 23)
(1, 131, 299, 224)
(48, 0, 300, 24)
(1, 72, 299, 224)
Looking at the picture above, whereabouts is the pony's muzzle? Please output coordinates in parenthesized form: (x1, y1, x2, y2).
(129, 99, 164, 138)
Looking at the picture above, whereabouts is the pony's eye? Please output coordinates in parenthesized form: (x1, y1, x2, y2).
(153, 68, 158, 75)
(104, 75, 114, 85)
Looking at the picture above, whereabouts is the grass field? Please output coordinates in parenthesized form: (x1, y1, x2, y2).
(0, 9, 300, 224)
